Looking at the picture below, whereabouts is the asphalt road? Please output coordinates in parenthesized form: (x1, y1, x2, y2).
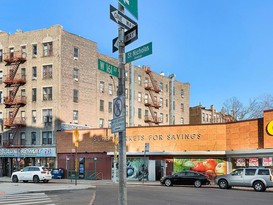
(46, 184, 272, 205)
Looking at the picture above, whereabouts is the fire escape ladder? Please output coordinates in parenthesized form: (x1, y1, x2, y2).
(144, 66, 161, 125)
(3, 51, 27, 129)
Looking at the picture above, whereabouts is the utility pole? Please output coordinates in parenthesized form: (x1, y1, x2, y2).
(117, 3, 127, 205)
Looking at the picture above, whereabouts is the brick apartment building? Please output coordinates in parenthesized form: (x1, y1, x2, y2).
(190, 105, 233, 124)
(0, 25, 190, 176)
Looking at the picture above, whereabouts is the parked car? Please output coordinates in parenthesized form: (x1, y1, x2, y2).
(51, 168, 64, 179)
(215, 167, 273, 192)
(11, 166, 52, 183)
(160, 171, 210, 187)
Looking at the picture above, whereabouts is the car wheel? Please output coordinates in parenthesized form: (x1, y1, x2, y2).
(194, 180, 202, 188)
(23, 180, 28, 183)
(218, 179, 228, 189)
(164, 179, 172, 187)
(33, 175, 40, 183)
(253, 181, 266, 192)
(12, 175, 18, 183)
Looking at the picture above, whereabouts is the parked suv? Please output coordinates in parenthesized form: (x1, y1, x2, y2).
(215, 167, 273, 192)
(11, 166, 52, 183)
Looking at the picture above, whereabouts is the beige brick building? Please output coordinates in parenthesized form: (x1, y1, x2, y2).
(0, 25, 190, 176)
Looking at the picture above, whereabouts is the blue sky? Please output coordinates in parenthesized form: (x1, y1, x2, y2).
(1, 0, 273, 111)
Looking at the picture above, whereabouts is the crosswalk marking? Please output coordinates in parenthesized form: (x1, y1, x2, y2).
(0, 193, 55, 205)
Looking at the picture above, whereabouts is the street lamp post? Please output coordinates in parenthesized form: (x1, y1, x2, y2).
(94, 157, 97, 179)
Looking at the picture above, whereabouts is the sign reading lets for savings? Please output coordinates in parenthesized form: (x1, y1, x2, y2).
(98, 59, 119, 77)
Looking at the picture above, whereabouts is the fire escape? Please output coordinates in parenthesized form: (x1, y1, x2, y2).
(2, 51, 27, 147)
(144, 66, 162, 125)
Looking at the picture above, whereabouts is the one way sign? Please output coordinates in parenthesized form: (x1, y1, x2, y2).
(110, 4, 137, 30)
(112, 25, 138, 53)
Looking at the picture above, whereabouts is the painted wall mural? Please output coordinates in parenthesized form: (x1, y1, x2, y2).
(174, 158, 227, 180)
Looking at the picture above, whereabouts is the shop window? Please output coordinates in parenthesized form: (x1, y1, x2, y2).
(42, 131, 52, 145)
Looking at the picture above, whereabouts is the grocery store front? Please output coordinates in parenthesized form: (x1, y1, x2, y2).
(0, 147, 56, 177)
(56, 109, 273, 180)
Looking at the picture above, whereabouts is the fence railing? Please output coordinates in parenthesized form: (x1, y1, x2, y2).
(67, 170, 103, 180)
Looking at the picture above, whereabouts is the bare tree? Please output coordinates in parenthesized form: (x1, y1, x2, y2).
(222, 94, 273, 121)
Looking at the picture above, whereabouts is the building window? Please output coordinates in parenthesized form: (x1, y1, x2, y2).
(21, 68, 26, 79)
(74, 47, 79, 59)
(144, 94, 148, 104)
(73, 89, 78, 103)
(125, 71, 128, 81)
(73, 110, 78, 123)
(138, 92, 142, 102)
(32, 110, 36, 123)
(125, 88, 128, 99)
(173, 101, 175, 110)
(32, 88, 37, 101)
(42, 131, 52, 145)
(166, 114, 168, 123)
(160, 113, 163, 123)
(43, 42, 53, 56)
(137, 75, 142, 85)
(9, 47, 14, 58)
(160, 82, 163, 91)
(0, 49, 2, 62)
(42, 109, 52, 125)
(31, 132, 36, 145)
(99, 81, 104, 93)
(21, 89, 26, 97)
(160, 98, 163, 107)
(21, 46, 26, 54)
(126, 105, 128, 116)
(100, 100, 104, 111)
(0, 91, 2, 104)
(138, 108, 142, 119)
(32, 66, 37, 79)
(0, 70, 2, 83)
(108, 102, 113, 113)
(180, 117, 184, 124)
(43, 65, 52, 79)
(166, 84, 168, 92)
(166, 99, 168, 107)
(181, 89, 184, 97)
(181, 103, 184, 112)
(43, 87, 52, 101)
(99, 118, 104, 128)
(108, 84, 113, 95)
(32, 44, 37, 57)
(144, 77, 149, 87)
(73, 68, 78, 81)
(20, 132, 26, 145)
(108, 120, 111, 128)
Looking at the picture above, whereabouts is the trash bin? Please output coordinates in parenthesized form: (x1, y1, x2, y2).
(51, 168, 64, 179)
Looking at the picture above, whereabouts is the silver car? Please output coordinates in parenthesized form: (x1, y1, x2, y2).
(215, 167, 273, 192)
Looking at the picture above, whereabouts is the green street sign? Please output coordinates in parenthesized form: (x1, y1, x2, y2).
(98, 59, 119, 77)
(125, 42, 152, 63)
(119, 0, 138, 20)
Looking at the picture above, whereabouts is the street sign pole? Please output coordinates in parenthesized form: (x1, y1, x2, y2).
(117, 3, 127, 205)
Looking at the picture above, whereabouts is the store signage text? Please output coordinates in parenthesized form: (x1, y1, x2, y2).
(92, 133, 201, 142)
(0, 148, 56, 157)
